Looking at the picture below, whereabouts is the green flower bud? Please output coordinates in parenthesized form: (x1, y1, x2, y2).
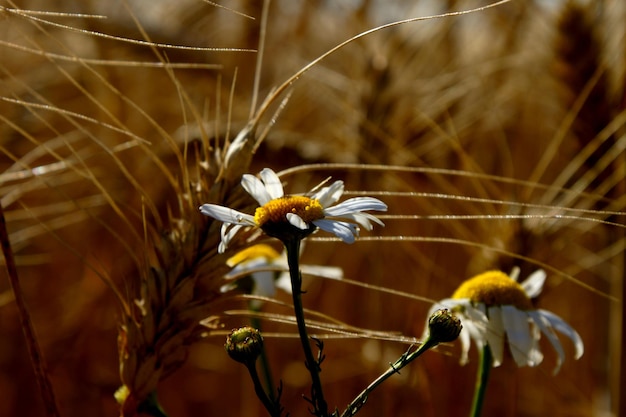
(225, 326, 264, 365)
(428, 309, 462, 344)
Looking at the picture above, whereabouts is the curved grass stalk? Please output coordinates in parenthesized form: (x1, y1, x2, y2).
(1, 3, 255, 53)
(309, 235, 617, 300)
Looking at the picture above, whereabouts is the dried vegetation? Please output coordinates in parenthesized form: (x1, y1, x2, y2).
(0, 1, 624, 416)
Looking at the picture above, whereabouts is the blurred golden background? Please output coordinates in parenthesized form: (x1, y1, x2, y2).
(0, 1, 624, 416)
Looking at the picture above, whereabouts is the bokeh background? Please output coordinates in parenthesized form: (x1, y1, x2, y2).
(0, 1, 624, 416)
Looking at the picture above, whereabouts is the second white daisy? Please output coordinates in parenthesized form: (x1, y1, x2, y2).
(428, 268, 584, 374)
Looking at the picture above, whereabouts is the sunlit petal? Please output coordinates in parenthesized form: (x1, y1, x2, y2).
(286, 213, 309, 230)
(200, 204, 255, 225)
(314, 181, 344, 207)
(219, 223, 245, 253)
(331, 212, 384, 230)
(259, 168, 284, 200)
(521, 269, 546, 299)
(274, 272, 293, 293)
(324, 197, 388, 217)
(242, 174, 273, 205)
(300, 264, 343, 280)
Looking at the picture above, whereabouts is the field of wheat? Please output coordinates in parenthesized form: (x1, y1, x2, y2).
(0, 1, 624, 416)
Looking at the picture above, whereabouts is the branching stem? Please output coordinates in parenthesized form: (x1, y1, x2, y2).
(340, 337, 439, 417)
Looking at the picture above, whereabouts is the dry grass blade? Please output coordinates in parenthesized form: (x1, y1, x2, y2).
(0, 203, 60, 417)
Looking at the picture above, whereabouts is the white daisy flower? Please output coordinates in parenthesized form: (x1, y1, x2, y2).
(221, 244, 343, 307)
(200, 168, 387, 252)
(427, 269, 584, 374)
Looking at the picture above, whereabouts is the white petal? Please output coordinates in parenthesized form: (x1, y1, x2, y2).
(485, 306, 505, 367)
(300, 265, 343, 280)
(220, 282, 235, 294)
(521, 269, 546, 299)
(200, 204, 255, 225)
(536, 309, 584, 360)
(225, 258, 271, 278)
(464, 319, 486, 354)
(431, 298, 468, 311)
(461, 304, 489, 354)
(274, 272, 293, 293)
(313, 219, 359, 243)
(219, 223, 244, 253)
(314, 181, 344, 207)
(259, 168, 284, 200)
(324, 197, 388, 217)
(527, 323, 544, 366)
(241, 174, 272, 205)
(332, 212, 384, 230)
(501, 306, 535, 367)
(464, 303, 489, 332)
(509, 266, 521, 282)
(251, 271, 277, 298)
(458, 326, 471, 365)
(286, 213, 309, 230)
(527, 310, 566, 374)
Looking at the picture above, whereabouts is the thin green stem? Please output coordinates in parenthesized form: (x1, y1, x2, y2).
(340, 337, 439, 417)
(246, 362, 282, 417)
(284, 238, 329, 417)
(250, 314, 276, 401)
(470, 345, 492, 417)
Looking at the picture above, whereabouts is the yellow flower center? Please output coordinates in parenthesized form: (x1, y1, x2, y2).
(226, 244, 281, 267)
(254, 196, 325, 227)
(452, 270, 533, 310)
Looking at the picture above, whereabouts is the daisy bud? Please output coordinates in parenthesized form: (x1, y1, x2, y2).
(225, 326, 264, 365)
(428, 309, 462, 344)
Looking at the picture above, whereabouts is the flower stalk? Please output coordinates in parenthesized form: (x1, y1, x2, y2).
(284, 237, 329, 417)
